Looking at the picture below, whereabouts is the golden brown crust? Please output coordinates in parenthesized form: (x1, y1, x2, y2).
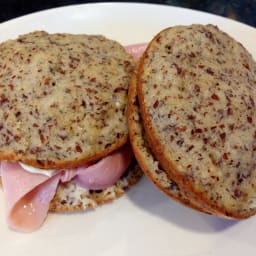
(0, 31, 134, 169)
(137, 24, 256, 219)
(20, 135, 128, 170)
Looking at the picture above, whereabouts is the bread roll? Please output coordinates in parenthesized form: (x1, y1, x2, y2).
(136, 24, 256, 219)
(0, 31, 134, 169)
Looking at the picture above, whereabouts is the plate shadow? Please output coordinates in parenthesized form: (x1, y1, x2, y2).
(126, 177, 238, 233)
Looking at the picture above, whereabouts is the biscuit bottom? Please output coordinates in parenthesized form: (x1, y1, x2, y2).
(49, 161, 143, 212)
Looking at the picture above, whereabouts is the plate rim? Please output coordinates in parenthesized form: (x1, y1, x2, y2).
(0, 3, 255, 255)
(0, 1, 255, 31)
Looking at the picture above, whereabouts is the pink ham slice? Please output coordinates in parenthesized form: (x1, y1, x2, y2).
(76, 143, 133, 190)
(0, 44, 146, 232)
(1, 162, 61, 232)
(0, 144, 135, 232)
(125, 43, 147, 61)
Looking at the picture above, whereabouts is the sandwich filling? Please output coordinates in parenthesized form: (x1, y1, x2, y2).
(0, 144, 132, 232)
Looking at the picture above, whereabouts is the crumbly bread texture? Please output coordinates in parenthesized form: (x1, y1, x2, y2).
(128, 68, 212, 214)
(137, 24, 256, 219)
(0, 31, 134, 169)
(49, 160, 142, 212)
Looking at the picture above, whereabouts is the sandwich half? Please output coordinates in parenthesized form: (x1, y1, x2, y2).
(129, 24, 256, 219)
(0, 31, 142, 232)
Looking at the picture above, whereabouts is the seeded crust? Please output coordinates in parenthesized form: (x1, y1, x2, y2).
(49, 160, 143, 212)
(0, 31, 134, 169)
(128, 67, 213, 214)
(137, 24, 256, 219)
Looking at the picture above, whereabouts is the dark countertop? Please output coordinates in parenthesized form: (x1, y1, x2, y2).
(0, 0, 255, 27)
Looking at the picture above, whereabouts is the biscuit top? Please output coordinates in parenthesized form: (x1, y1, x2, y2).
(0, 31, 134, 168)
(138, 24, 256, 217)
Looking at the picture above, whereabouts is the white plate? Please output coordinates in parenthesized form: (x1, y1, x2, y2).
(0, 3, 256, 256)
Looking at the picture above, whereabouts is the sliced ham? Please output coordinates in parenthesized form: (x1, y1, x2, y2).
(125, 43, 147, 61)
(1, 162, 60, 232)
(0, 144, 134, 232)
(75, 143, 133, 190)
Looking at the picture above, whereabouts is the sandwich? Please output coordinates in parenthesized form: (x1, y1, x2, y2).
(0, 31, 143, 232)
(128, 24, 256, 219)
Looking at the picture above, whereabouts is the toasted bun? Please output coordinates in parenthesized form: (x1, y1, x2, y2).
(136, 24, 256, 219)
(49, 160, 142, 212)
(0, 31, 134, 169)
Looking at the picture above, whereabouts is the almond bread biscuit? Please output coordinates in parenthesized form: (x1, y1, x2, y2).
(137, 24, 256, 219)
(0, 31, 134, 169)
